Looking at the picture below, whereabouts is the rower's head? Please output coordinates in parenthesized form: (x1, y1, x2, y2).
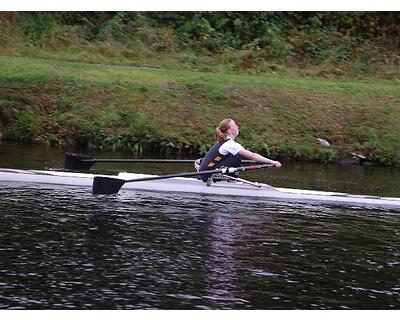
(215, 118, 239, 141)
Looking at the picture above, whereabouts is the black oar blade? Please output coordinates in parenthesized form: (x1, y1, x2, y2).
(92, 176, 126, 195)
(64, 153, 95, 170)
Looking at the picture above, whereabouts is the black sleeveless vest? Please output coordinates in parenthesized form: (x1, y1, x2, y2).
(199, 140, 231, 172)
(198, 140, 242, 181)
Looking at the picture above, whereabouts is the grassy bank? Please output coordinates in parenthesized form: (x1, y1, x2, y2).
(1, 55, 400, 164)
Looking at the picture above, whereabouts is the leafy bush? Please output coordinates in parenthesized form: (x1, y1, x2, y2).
(99, 133, 145, 154)
(1, 12, 398, 78)
(11, 110, 38, 141)
(0, 99, 18, 124)
(97, 12, 127, 42)
(317, 147, 340, 163)
(19, 13, 57, 43)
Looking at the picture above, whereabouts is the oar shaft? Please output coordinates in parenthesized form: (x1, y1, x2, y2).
(92, 163, 275, 194)
(83, 158, 256, 164)
(124, 163, 274, 183)
(65, 152, 257, 170)
(83, 159, 198, 163)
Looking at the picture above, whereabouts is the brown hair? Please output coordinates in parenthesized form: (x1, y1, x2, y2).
(215, 118, 233, 141)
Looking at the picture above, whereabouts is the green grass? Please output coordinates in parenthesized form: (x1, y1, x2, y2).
(1, 56, 399, 97)
(1, 55, 400, 164)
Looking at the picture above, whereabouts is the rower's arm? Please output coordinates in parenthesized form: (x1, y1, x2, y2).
(238, 149, 282, 168)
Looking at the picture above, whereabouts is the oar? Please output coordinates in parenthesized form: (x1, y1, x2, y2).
(92, 163, 275, 195)
(64, 153, 257, 170)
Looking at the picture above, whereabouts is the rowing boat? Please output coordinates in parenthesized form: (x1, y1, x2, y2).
(1, 168, 400, 210)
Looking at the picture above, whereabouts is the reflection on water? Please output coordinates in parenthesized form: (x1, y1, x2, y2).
(1, 141, 400, 309)
(1, 186, 400, 309)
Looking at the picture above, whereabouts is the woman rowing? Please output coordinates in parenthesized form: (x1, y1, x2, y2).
(198, 118, 282, 181)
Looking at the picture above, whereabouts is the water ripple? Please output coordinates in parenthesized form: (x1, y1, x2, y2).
(1, 186, 400, 309)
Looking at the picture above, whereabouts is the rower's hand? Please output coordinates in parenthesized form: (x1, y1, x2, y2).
(272, 161, 282, 168)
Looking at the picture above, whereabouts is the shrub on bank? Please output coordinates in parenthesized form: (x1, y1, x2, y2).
(0, 12, 399, 79)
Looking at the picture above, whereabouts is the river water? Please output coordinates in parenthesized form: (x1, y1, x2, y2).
(0, 141, 399, 309)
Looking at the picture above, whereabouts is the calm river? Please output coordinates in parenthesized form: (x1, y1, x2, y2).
(0, 141, 399, 309)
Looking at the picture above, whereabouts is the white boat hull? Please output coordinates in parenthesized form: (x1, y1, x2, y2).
(1, 168, 400, 210)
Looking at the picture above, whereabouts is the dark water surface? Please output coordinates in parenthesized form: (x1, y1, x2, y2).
(1, 141, 400, 309)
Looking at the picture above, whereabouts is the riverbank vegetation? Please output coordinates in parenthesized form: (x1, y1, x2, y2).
(1, 12, 399, 79)
(0, 12, 400, 164)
